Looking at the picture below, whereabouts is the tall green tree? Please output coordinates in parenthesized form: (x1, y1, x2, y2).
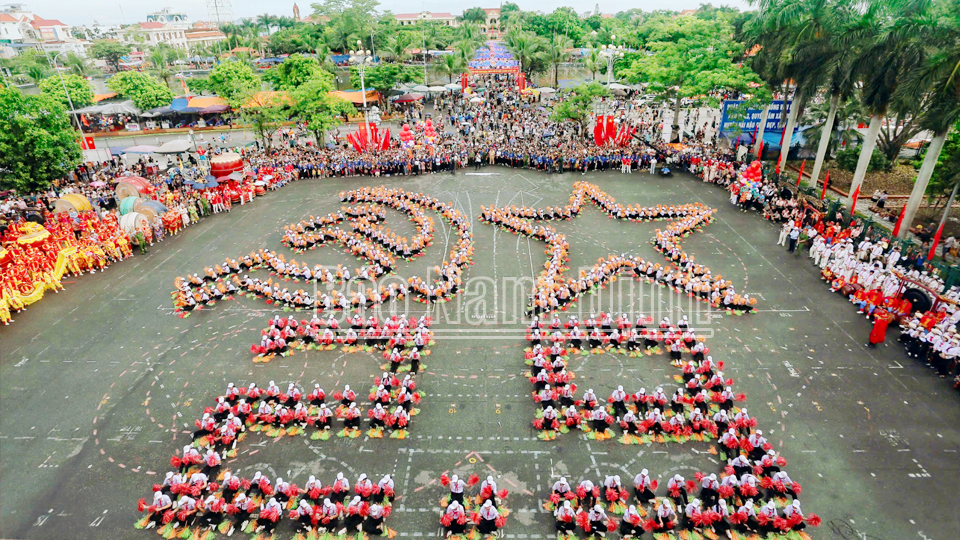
(0, 88, 82, 193)
(843, 0, 932, 208)
(89, 40, 132, 71)
(312, 0, 380, 52)
(546, 34, 573, 87)
(506, 31, 546, 75)
(236, 89, 289, 150)
(349, 63, 416, 108)
(620, 15, 763, 142)
(439, 54, 466, 83)
(37, 74, 94, 109)
(461, 7, 487, 23)
(207, 60, 261, 102)
(263, 53, 321, 90)
(291, 72, 356, 144)
(895, 4, 960, 236)
(106, 71, 175, 109)
(550, 81, 610, 131)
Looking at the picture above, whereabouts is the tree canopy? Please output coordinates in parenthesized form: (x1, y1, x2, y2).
(106, 71, 174, 110)
(89, 40, 131, 71)
(263, 53, 322, 90)
(0, 88, 81, 193)
(619, 15, 764, 107)
(207, 60, 262, 105)
(37, 74, 94, 109)
(291, 71, 356, 143)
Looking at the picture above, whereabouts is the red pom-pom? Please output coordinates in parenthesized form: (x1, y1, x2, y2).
(170, 456, 182, 468)
(605, 518, 617, 532)
(440, 514, 453, 527)
(685, 480, 697, 493)
(382, 505, 393, 517)
(642, 518, 657, 531)
(773, 516, 789, 531)
(694, 472, 705, 483)
(440, 473, 450, 487)
(650, 479, 658, 491)
(495, 515, 507, 528)
(718, 485, 734, 499)
(162, 510, 175, 524)
(550, 493, 561, 504)
(532, 418, 544, 430)
(176, 509, 189, 522)
(760, 476, 773, 490)
(793, 482, 802, 495)
(497, 489, 509, 499)
(137, 498, 147, 512)
(806, 514, 822, 527)
(152, 484, 162, 492)
(575, 485, 587, 499)
(470, 512, 481, 524)
(776, 456, 787, 466)
(467, 474, 480, 487)
(576, 512, 591, 532)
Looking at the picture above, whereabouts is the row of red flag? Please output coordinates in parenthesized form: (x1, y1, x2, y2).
(346, 123, 391, 153)
(593, 115, 634, 148)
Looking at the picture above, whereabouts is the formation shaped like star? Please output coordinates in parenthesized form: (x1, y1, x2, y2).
(479, 181, 756, 315)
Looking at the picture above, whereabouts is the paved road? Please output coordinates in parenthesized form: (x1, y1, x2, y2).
(1, 168, 957, 540)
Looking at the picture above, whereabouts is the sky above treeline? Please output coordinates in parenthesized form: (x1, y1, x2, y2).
(25, 0, 750, 27)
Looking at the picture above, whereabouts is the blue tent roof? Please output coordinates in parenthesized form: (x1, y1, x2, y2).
(170, 98, 190, 111)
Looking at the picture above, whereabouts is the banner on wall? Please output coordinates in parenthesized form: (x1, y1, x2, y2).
(719, 100, 790, 140)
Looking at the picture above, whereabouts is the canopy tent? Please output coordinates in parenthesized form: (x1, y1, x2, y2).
(169, 97, 190, 111)
(141, 106, 174, 117)
(394, 92, 424, 103)
(607, 83, 631, 90)
(428, 86, 448, 92)
(241, 91, 292, 109)
(187, 96, 228, 109)
(444, 83, 462, 90)
(122, 145, 160, 154)
(199, 104, 230, 114)
(156, 140, 193, 153)
(411, 85, 431, 92)
(93, 92, 118, 102)
(537, 87, 556, 94)
(72, 100, 141, 115)
(329, 89, 381, 105)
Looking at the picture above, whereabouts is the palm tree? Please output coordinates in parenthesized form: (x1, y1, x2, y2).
(843, 0, 933, 208)
(256, 14, 276, 36)
(439, 54, 465, 82)
(506, 32, 545, 75)
(62, 52, 91, 76)
(895, 13, 960, 237)
(546, 34, 573, 88)
(26, 64, 49, 83)
(148, 48, 174, 88)
(584, 47, 601, 81)
(787, 0, 864, 186)
(385, 33, 412, 63)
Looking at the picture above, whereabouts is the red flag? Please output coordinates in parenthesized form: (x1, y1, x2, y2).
(850, 185, 861, 212)
(758, 141, 764, 158)
(605, 116, 616, 145)
(594, 116, 603, 146)
(380, 128, 391, 151)
(518, 73, 526, 92)
(751, 123, 758, 152)
(819, 171, 830, 200)
(461, 73, 468, 92)
(892, 204, 907, 237)
(796, 159, 805, 187)
(929, 222, 945, 260)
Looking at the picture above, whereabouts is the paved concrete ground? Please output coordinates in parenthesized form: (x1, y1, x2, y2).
(2, 168, 959, 540)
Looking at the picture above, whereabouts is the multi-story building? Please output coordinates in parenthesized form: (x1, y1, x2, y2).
(479, 8, 501, 38)
(122, 21, 187, 49)
(146, 8, 191, 29)
(394, 11, 458, 27)
(0, 4, 88, 58)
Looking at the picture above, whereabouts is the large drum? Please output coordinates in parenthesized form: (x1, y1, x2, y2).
(116, 176, 154, 200)
(119, 196, 144, 216)
(53, 194, 93, 214)
(134, 199, 168, 221)
(119, 212, 150, 238)
(210, 152, 244, 178)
